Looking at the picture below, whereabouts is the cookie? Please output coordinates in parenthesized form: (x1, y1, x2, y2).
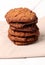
(10, 21, 37, 29)
(14, 37, 38, 45)
(5, 7, 40, 45)
(8, 34, 38, 43)
(10, 24, 39, 32)
(5, 8, 38, 23)
(8, 27, 39, 37)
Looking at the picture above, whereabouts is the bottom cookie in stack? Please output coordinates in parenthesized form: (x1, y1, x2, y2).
(8, 34, 38, 45)
(8, 25, 39, 45)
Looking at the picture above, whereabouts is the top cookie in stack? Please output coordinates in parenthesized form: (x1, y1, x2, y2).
(5, 8, 39, 45)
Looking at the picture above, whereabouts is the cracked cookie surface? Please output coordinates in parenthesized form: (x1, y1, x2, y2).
(5, 8, 38, 23)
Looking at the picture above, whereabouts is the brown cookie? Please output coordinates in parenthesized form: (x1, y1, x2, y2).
(8, 34, 38, 43)
(8, 27, 39, 38)
(14, 37, 38, 45)
(10, 21, 38, 29)
(5, 8, 38, 23)
(10, 24, 39, 32)
(10, 21, 37, 29)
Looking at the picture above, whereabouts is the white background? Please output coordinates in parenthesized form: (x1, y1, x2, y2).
(0, 0, 45, 65)
(0, 58, 45, 65)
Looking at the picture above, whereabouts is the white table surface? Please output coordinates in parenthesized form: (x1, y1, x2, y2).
(0, 17, 45, 58)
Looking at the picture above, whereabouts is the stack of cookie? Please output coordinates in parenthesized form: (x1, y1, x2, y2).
(5, 8, 39, 45)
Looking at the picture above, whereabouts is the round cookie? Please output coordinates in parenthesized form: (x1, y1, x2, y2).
(8, 34, 38, 45)
(10, 20, 37, 29)
(10, 24, 39, 32)
(5, 8, 38, 23)
(8, 27, 39, 37)
(14, 37, 38, 45)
